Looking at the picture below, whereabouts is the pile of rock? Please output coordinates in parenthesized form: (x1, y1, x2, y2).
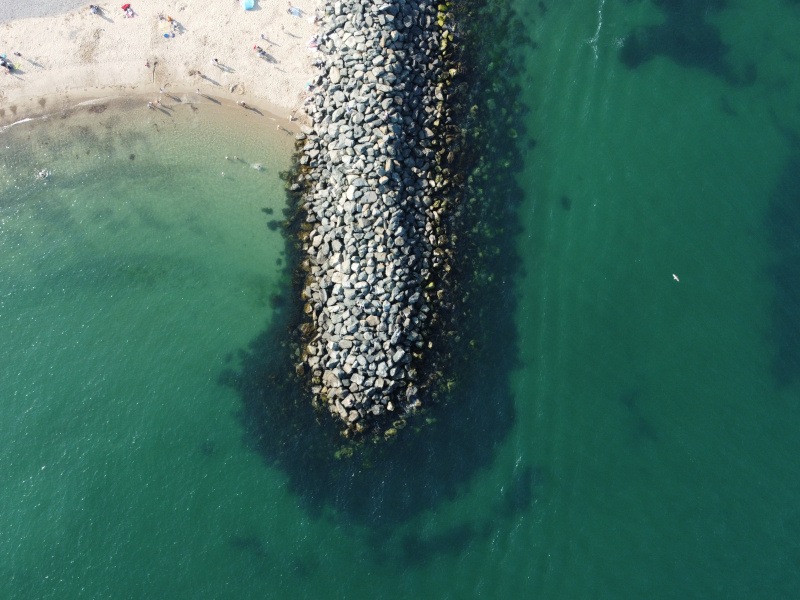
(293, 0, 455, 436)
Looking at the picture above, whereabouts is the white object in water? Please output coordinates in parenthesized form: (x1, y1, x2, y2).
(672, 274, 680, 282)
(251, 163, 264, 171)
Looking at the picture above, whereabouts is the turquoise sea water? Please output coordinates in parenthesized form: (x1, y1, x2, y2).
(2, 1, 800, 598)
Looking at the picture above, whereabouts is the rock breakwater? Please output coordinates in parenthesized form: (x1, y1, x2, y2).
(293, 0, 458, 437)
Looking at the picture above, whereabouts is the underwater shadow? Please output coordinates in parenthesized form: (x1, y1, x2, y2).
(221, 0, 529, 532)
(619, 0, 756, 86)
(222, 218, 522, 529)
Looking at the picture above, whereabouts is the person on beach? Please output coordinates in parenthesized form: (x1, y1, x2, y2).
(253, 45, 267, 58)
(211, 58, 220, 67)
(237, 101, 249, 109)
(89, 5, 100, 14)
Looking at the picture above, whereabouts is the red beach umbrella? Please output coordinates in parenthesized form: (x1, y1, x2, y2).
(121, 3, 131, 10)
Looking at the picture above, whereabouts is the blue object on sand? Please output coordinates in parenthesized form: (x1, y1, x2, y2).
(241, 0, 255, 9)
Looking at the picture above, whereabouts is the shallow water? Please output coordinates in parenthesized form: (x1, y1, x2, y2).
(2, 0, 800, 598)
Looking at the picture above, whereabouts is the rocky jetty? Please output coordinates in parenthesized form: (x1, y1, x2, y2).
(293, 0, 458, 437)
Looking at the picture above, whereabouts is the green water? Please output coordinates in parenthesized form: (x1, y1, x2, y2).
(514, 0, 800, 596)
(0, 100, 304, 598)
(2, 0, 800, 598)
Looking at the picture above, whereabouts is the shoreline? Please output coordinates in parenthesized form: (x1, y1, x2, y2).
(1, 1, 321, 128)
(0, 86, 302, 134)
(0, 89, 299, 189)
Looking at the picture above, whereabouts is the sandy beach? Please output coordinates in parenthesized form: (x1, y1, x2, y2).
(0, 1, 320, 126)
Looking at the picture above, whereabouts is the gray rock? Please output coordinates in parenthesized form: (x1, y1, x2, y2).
(295, 0, 453, 430)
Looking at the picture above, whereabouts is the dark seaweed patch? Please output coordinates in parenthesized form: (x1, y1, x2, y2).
(619, 0, 756, 86)
(766, 154, 800, 387)
(199, 439, 217, 456)
(620, 389, 660, 443)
